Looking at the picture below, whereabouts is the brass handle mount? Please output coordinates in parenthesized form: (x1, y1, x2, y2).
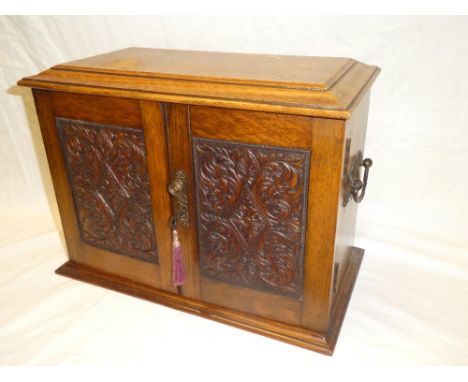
(168, 170, 190, 228)
(343, 151, 373, 206)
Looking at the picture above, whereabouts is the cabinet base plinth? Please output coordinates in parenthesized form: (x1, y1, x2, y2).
(55, 247, 364, 355)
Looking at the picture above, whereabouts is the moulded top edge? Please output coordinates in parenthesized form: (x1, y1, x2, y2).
(50, 47, 358, 91)
(17, 48, 381, 118)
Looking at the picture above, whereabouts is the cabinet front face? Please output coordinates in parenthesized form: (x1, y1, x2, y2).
(35, 91, 345, 332)
(34, 91, 175, 292)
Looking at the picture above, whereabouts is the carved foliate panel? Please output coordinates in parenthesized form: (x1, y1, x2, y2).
(193, 137, 310, 298)
(56, 118, 158, 264)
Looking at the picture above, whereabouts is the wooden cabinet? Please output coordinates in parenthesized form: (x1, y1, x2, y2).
(18, 48, 380, 355)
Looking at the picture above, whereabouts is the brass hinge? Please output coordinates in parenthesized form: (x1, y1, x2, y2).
(333, 263, 340, 294)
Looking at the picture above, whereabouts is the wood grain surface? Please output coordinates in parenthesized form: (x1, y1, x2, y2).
(18, 48, 380, 119)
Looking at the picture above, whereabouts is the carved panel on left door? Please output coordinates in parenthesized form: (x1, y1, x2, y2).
(56, 118, 158, 264)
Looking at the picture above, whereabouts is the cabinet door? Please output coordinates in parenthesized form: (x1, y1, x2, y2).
(34, 91, 175, 293)
(166, 104, 316, 326)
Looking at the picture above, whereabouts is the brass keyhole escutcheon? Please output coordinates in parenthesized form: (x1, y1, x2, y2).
(168, 170, 190, 228)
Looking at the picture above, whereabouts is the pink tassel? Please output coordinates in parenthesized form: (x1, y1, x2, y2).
(172, 228, 186, 286)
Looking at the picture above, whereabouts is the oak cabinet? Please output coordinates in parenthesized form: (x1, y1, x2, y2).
(18, 48, 380, 355)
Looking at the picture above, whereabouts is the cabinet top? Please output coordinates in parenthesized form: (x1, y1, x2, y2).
(18, 47, 380, 119)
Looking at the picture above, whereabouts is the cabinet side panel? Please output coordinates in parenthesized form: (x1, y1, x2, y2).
(333, 91, 371, 298)
(301, 117, 346, 333)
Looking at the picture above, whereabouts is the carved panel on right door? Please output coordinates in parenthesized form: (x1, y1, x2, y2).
(192, 137, 310, 299)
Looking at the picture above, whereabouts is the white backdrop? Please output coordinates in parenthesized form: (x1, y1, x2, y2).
(1, 16, 468, 366)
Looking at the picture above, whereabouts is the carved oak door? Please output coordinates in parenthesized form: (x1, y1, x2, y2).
(166, 104, 314, 325)
(34, 91, 176, 294)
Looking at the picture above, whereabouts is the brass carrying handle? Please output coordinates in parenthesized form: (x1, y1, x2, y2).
(168, 170, 190, 228)
(343, 151, 373, 206)
(351, 157, 373, 203)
